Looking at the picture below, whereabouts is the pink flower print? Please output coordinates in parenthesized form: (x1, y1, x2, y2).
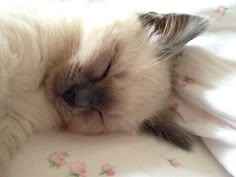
(48, 152, 69, 168)
(216, 6, 228, 16)
(106, 169, 115, 176)
(183, 76, 195, 85)
(167, 158, 183, 168)
(100, 164, 115, 176)
(171, 102, 178, 109)
(68, 161, 87, 177)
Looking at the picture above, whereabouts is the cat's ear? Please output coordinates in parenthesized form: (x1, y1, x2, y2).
(138, 12, 209, 59)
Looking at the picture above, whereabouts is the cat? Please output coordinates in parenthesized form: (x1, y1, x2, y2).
(0, 3, 209, 176)
(45, 11, 209, 148)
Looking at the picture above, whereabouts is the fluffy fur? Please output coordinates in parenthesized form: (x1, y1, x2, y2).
(0, 3, 208, 176)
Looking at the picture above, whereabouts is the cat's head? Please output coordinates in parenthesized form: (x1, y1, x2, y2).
(45, 12, 208, 134)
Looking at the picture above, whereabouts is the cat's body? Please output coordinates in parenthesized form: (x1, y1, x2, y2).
(0, 2, 208, 176)
(0, 5, 69, 174)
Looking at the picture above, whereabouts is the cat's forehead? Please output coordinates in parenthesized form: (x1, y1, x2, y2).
(75, 13, 143, 64)
(79, 8, 137, 28)
(80, 10, 140, 38)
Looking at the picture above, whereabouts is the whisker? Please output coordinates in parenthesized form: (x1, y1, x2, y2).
(136, 58, 157, 69)
(141, 76, 171, 105)
(126, 75, 171, 106)
(111, 60, 139, 72)
(136, 55, 173, 71)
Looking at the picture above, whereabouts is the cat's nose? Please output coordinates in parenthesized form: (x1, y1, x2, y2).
(62, 85, 93, 108)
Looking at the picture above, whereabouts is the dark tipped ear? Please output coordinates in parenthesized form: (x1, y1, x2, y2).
(138, 12, 209, 59)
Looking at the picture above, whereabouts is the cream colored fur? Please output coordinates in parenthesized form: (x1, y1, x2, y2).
(0, 3, 83, 175)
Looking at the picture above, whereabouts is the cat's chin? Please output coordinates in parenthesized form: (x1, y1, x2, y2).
(69, 129, 106, 136)
(65, 117, 108, 135)
(64, 115, 139, 136)
(67, 126, 138, 137)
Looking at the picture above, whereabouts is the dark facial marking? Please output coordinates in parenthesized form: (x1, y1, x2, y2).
(62, 85, 94, 108)
(61, 79, 113, 111)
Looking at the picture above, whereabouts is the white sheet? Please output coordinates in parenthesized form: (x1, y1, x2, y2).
(10, 132, 231, 177)
(170, 1, 236, 176)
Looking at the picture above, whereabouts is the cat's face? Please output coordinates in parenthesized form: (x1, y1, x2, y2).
(45, 12, 208, 134)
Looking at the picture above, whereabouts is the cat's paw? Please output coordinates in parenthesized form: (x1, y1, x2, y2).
(163, 127, 192, 151)
(140, 117, 193, 151)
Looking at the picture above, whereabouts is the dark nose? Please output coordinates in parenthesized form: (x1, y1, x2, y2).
(62, 85, 93, 108)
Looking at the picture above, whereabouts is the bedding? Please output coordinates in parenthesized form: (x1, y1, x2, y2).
(9, 0, 236, 176)
(10, 133, 231, 177)
(172, 2, 236, 176)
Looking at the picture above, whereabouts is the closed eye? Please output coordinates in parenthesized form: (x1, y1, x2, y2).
(91, 46, 119, 83)
(92, 60, 112, 82)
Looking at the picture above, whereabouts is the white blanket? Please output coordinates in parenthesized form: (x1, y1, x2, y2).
(171, 3, 236, 176)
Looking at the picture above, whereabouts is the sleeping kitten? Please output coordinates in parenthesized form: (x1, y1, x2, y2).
(0, 4, 208, 176)
(45, 12, 209, 148)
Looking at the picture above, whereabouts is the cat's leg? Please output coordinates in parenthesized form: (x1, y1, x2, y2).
(140, 108, 192, 150)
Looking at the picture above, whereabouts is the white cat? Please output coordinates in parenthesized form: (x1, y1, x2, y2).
(0, 2, 208, 176)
